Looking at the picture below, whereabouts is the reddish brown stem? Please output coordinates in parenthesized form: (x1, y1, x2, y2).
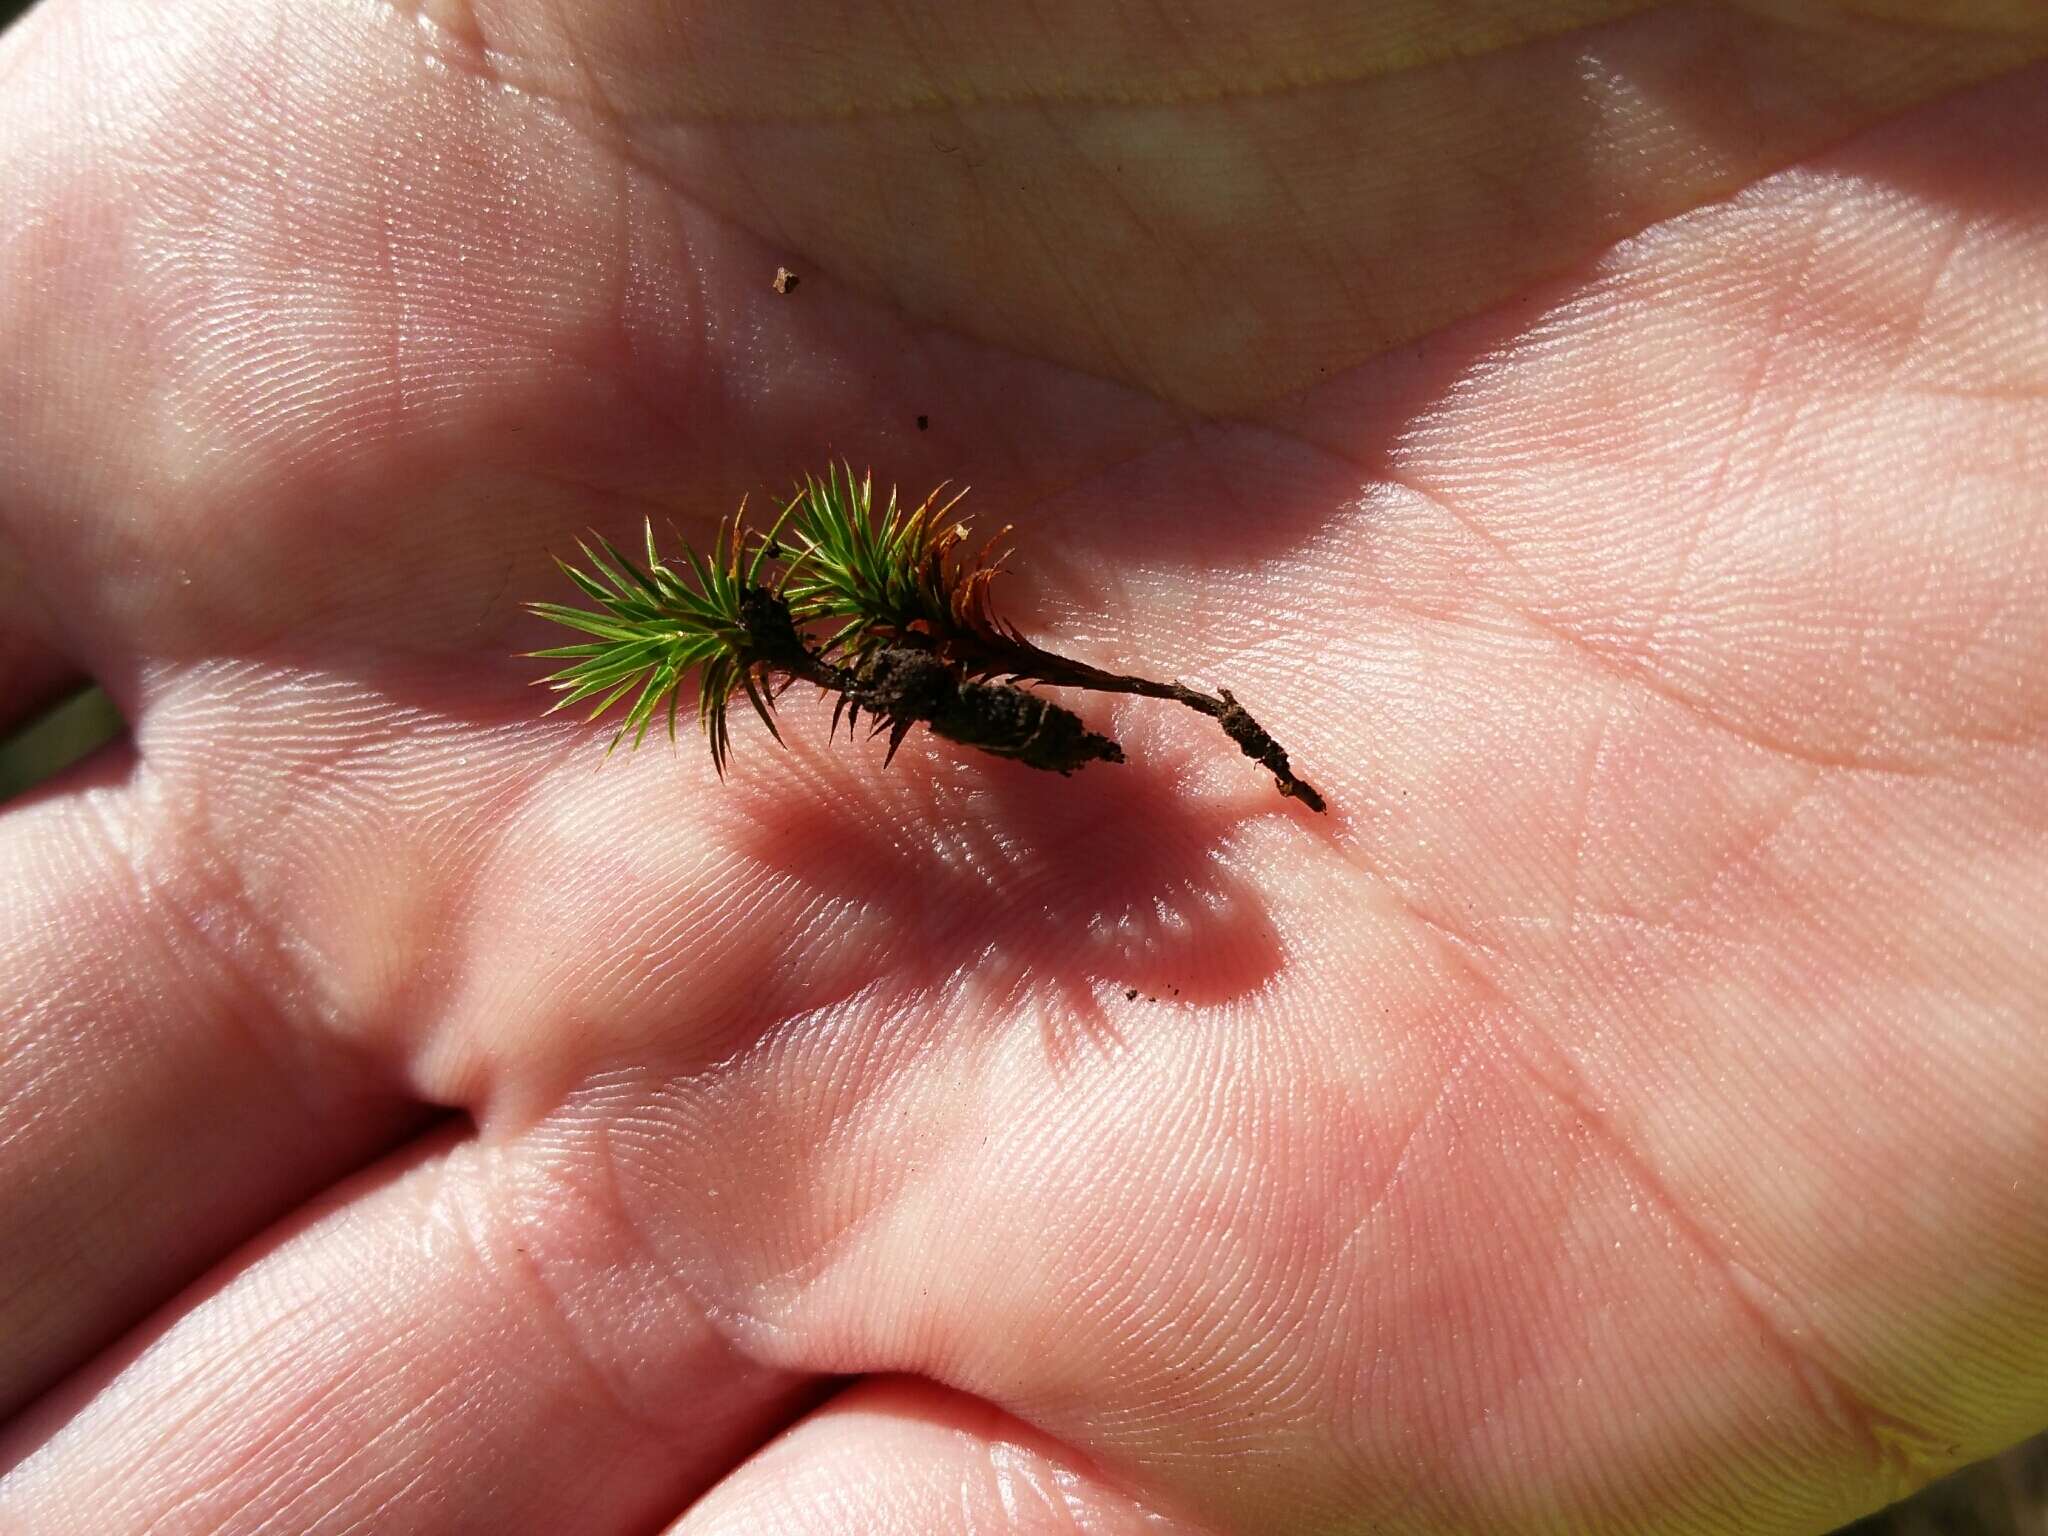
(953, 637, 1327, 813)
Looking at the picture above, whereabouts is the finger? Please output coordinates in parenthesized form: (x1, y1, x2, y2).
(0, 1124, 811, 1535)
(0, 768, 422, 1418)
(673, 1376, 1202, 1536)
(592, 0, 2048, 413)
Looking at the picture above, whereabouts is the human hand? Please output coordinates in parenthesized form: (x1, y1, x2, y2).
(2, 2, 2045, 1532)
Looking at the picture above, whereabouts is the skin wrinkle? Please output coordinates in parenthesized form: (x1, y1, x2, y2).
(1670, 196, 1837, 640)
(1906, 382, 2048, 403)
(411, 11, 1632, 122)
(1896, 205, 1975, 359)
(136, 1303, 430, 1531)
(451, 1142, 679, 1438)
(545, 1055, 883, 1361)
(1032, 101, 1207, 379)
(544, 0, 626, 149)
(370, 124, 410, 440)
(1332, 1044, 1482, 1263)
(880, 1383, 1190, 1533)
(1563, 674, 1625, 953)
(407, 0, 489, 53)
(1374, 862, 1520, 973)
(1942, 584, 2048, 753)
(81, 772, 348, 1113)
(1134, 0, 1225, 102)
(1376, 720, 2015, 1490)
(1326, 713, 1997, 1503)
(1010, 106, 1152, 397)
(143, 1286, 341, 1469)
(735, 1147, 912, 1329)
(387, 4, 530, 123)
(878, 0, 948, 119)
(149, 736, 379, 1031)
(1676, 762, 1835, 931)
(1490, 1030, 1957, 1505)
(395, 2, 2048, 122)
(152, 676, 591, 1095)
(1564, 903, 1781, 949)
(1386, 465, 1992, 777)
(256, 1372, 480, 1534)
(1450, 133, 1552, 279)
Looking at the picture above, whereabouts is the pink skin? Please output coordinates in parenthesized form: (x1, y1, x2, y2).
(2, 1, 2046, 1531)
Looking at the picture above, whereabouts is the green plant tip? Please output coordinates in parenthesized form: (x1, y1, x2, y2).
(526, 469, 1326, 810)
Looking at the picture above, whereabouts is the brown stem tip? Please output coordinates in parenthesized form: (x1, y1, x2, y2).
(1216, 690, 1326, 813)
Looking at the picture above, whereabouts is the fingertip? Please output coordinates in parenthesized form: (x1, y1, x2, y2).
(671, 1376, 1199, 1536)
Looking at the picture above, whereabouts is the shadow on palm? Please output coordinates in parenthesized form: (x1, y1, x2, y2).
(727, 729, 1296, 1066)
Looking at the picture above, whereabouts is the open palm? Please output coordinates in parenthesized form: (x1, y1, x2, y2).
(3, 1, 2045, 1531)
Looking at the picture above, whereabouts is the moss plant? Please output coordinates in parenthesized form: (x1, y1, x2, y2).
(528, 468, 1325, 811)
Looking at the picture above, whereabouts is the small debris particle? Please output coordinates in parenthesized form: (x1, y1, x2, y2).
(916, 414, 929, 431)
(1125, 988, 1138, 1000)
(772, 266, 799, 294)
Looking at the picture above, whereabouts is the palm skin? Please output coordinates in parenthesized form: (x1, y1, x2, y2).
(1, 0, 2046, 1531)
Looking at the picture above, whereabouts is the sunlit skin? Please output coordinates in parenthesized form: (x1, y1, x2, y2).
(2, 1, 2046, 1532)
